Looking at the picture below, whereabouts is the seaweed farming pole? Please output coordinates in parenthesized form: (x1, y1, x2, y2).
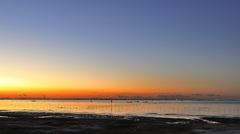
(111, 99, 113, 113)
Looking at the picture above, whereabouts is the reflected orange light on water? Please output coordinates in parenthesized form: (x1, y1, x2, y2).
(0, 100, 239, 118)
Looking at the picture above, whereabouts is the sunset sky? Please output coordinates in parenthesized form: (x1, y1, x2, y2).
(0, 0, 239, 98)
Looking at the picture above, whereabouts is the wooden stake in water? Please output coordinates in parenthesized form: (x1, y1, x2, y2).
(111, 99, 112, 113)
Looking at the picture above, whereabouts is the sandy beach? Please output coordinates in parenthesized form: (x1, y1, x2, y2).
(0, 112, 240, 134)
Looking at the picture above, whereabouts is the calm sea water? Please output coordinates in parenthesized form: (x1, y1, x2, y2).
(0, 100, 239, 119)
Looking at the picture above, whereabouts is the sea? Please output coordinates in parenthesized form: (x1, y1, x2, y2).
(0, 99, 239, 119)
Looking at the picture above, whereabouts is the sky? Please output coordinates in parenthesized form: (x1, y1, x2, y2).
(0, 0, 239, 98)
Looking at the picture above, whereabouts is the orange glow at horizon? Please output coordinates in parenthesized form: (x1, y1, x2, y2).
(0, 75, 239, 98)
(1, 1, 240, 100)
(0, 87, 239, 99)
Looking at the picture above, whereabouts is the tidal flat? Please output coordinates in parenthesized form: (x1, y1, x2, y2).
(0, 112, 240, 134)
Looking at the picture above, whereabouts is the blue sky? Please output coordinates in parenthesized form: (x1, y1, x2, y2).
(0, 0, 239, 96)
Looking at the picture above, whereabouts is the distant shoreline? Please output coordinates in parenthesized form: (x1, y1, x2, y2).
(0, 98, 240, 101)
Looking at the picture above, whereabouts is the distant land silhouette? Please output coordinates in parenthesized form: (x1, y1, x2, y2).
(0, 94, 239, 101)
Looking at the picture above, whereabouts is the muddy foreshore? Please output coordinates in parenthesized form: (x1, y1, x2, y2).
(0, 112, 240, 134)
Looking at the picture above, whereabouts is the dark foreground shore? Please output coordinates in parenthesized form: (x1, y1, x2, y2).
(0, 112, 240, 134)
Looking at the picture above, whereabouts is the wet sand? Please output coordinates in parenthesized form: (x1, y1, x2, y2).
(0, 112, 240, 134)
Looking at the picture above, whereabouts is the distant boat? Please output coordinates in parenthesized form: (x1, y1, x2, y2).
(127, 101, 133, 103)
(31, 99, 36, 102)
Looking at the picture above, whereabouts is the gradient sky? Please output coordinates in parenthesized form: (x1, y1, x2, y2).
(0, 0, 239, 98)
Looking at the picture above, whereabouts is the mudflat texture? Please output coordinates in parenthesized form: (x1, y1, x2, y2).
(0, 112, 240, 134)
